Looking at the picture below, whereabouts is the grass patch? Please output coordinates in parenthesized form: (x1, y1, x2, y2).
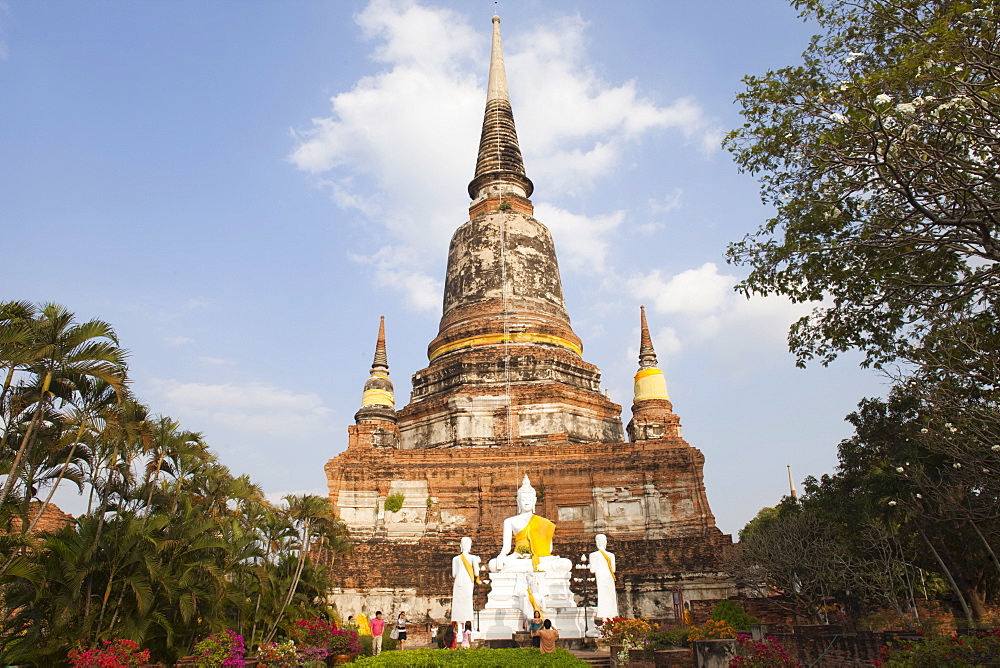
(351, 647, 587, 666)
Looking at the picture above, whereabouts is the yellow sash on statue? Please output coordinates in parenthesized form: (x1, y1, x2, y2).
(460, 553, 478, 584)
(526, 587, 544, 618)
(513, 514, 556, 571)
(599, 549, 616, 582)
(514, 515, 556, 571)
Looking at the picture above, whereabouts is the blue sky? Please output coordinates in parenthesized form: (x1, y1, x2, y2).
(1, 0, 886, 536)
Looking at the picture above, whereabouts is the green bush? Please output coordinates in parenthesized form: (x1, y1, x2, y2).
(384, 493, 405, 513)
(351, 647, 587, 666)
(709, 600, 758, 631)
(880, 631, 1000, 667)
(645, 628, 688, 650)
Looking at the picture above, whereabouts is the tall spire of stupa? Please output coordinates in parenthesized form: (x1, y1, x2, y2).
(394, 15, 624, 449)
(468, 14, 533, 207)
(355, 316, 396, 424)
(628, 306, 680, 442)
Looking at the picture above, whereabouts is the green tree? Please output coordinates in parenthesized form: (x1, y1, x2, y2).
(725, 0, 1000, 383)
(0, 304, 128, 508)
(803, 383, 1000, 625)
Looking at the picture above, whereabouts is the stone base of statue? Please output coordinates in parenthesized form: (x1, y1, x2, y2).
(479, 570, 585, 639)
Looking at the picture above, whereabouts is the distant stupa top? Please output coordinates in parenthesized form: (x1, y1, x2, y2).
(356, 316, 396, 423)
(633, 306, 670, 403)
(467, 14, 534, 201)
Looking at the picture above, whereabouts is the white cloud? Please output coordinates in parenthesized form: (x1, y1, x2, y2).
(536, 203, 624, 272)
(627, 262, 814, 353)
(164, 336, 194, 347)
(348, 245, 443, 312)
(289, 0, 718, 303)
(149, 379, 334, 437)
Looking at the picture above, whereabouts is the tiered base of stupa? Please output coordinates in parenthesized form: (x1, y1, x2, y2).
(324, 435, 735, 627)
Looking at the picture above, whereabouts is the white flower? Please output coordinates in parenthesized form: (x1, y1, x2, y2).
(984, 468, 991, 474)
(896, 103, 916, 114)
(953, 462, 962, 469)
(839, 82, 850, 91)
(949, 427, 958, 433)
(830, 113, 849, 124)
(896, 467, 905, 473)
(888, 500, 897, 506)
(912, 96, 925, 106)
(945, 422, 953, 428)
(781, 194, 793, 201)
(844, 52, 864, 64)
(916, 494, 923, 499)
(920, 428, 929, 433)
(992, 445, 1000, 452)
(875, 94, 893, 104)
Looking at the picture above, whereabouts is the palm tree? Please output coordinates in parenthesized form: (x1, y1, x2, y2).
(0, 300, 37, 434)
(24, 377, 118, 534)
(0, 303, 128, 508)
(261, 494, 335, 645)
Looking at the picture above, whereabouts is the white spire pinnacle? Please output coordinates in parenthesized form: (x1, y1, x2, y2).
(487, 15, 509, 103)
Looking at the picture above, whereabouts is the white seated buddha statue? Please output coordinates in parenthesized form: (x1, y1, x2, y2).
(489, 475, 573, 573)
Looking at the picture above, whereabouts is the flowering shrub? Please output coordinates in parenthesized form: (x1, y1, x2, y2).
(289, 618, 340, 650)
(325, 628, 361, 655)
(729, 634, 799, 667)
(686, 619, 737, 641)
(194, 630, 246, 667)
(599, 616, 652, 646)
(297, 645, 330, 664)
(874, 630, 1000, 667)
(256, 639, 298, 667)
(68, 638, 151, 667)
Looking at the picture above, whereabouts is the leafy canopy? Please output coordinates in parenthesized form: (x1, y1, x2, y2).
(726, 0, 1000, 376)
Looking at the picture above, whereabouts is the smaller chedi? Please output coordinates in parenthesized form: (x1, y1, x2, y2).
(478, 476, 588, 639)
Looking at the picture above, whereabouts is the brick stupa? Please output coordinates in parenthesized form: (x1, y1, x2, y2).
(324, 15, 733, 623)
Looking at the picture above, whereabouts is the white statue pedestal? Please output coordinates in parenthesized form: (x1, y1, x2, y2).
(478, 570, 585, 639)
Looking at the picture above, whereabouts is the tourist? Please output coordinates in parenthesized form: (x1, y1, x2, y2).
(346, 615, 355, 629)
(369, 611, 386, 656)
(395, 611, 408, 650)
(443, 621, 456, 649)
(429, 624, 438, 648)
(527, 610, 543, 648)
(536, 619, 558, 654)
(461, 621, 474, 648)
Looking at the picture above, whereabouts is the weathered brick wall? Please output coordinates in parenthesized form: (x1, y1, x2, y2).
(8, 502, 74, 535)
(766, 628, 921, 668)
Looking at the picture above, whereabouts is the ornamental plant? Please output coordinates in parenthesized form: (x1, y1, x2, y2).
(194, 629, 247, 667)
(598, 617, 652, 646)
(256, 639, 299, 667)
(729, 634, 799, 667)
(289, 618, 340, 651)
(68, 638, 151, 667)
(686, 619, 737, 641)
(874, 630, 1000, 667)
(711, 600, 759, 631)
(325, 628, 361, 656)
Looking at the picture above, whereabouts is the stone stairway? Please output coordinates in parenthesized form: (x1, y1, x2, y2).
(570, 649, 611, 667)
